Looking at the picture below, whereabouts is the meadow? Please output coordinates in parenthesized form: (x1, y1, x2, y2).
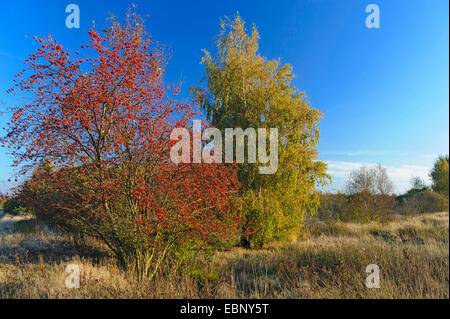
(0, 210, 447, 299)
(0, 8, 448, 300)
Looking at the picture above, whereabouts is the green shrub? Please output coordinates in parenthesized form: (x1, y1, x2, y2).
(317, 192, 398, 223)
(2, 197, 33, 216)
(398, 191, 449, 214)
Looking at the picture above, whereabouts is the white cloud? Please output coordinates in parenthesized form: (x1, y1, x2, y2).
(322, 150, 414, 157)
(324, 160, 431, 194)
(0, 51, 24, 61)
(323, 150, 390, 156)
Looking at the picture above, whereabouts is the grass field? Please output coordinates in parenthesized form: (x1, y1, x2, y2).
(0, 211, 448, 298)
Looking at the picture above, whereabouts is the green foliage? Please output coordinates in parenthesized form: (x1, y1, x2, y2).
(430, 155, 449, 198)
(319, 188, 448, 223)
(196, 13, 329, 247)
(317, 192, 398, 223)
(2, 196, 33, 216)
(398, 191, 449, 214)
(409, 176, 430, 193)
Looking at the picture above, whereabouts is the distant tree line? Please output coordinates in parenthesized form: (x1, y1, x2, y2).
(317, 156, 449, 223)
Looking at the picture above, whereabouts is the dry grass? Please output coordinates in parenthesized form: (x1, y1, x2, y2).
(0, 212, 448, 298)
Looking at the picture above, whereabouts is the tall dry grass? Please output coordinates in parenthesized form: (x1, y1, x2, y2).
(0, 212, 448, 298)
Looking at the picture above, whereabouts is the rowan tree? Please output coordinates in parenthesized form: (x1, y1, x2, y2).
(2, 10, 243, 277)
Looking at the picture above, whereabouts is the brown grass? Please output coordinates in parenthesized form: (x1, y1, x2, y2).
(0, 212, 448, 298)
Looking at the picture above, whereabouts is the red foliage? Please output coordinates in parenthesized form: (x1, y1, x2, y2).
(2, 14, 244, 264)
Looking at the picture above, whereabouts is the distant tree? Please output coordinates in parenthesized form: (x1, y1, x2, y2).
(410, 176, 426, 190)
(344, 164, 395, 222)
(345, 165, 375, 195)
(409, 176, 430, 193)
(430, 155, 449, 198)
(373, 164, 394, 195)
(345, 164, 393, 195)
(0, 193, 7, 210)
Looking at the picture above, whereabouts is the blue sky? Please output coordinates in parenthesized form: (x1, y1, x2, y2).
(0, 0, 448, 194)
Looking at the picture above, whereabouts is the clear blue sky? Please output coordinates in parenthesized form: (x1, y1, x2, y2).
(0, 0, 448, 193)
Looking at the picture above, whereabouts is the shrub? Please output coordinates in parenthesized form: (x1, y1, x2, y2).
(398, 191, 449, 214)
(316, 193, 348, 222)
(2, 196, 33, 216)
(316, 192, 398, 223)
(315, 164, 398, 223)
(24, 161, 243, 278)
(0, 193, 6, 207)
